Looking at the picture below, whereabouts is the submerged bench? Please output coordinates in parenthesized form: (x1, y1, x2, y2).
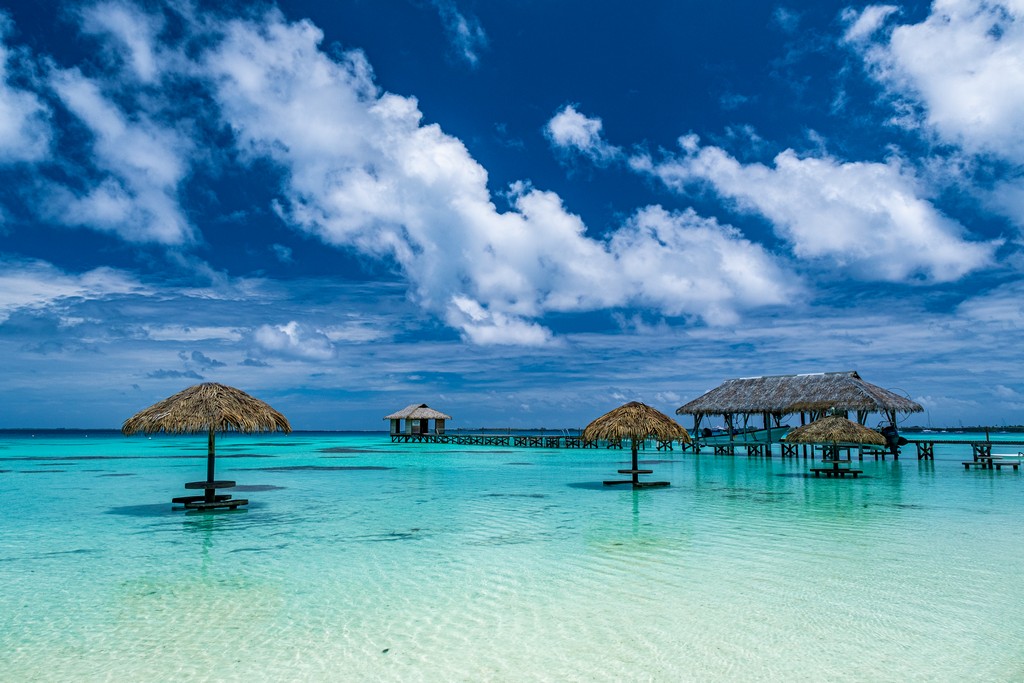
(176, 480, 247, 510)
(183, 498, 249, 510)
(810, 468, 863, 478)
(966, 459, 1021, 471)
(172, 493, 232, 504)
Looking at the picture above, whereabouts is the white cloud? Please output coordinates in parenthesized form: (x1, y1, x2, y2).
(955, 281, 1024, 329)
(144, 325, 244, 342)
(0, 14, 51, 163)
(772, 7, 801, 34)
(204, 12, 798, 343)
(987, 178, 1024, 230)
(841, 5, 899, 43)
(47, 68, 194, 244)
(253, 321, 335, 360)
(79, 0, 165, 83)
(856, 0, 1024, 163)
(635, 137, 999, 282)
(430, 0, 488, 67)
(0, 258, 145, 322)
(609, 206, 799, 325)
(545, 104, 621, 164)
(446, 296, 554, 346)
(322, 320, 392, 343)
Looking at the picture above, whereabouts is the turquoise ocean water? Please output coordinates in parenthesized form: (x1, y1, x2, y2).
(1, 430, 1023, 682)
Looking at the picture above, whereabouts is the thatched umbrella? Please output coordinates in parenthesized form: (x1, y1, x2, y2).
(122, 383, 291, 503)
(582, 401, 691, 487)
(783, 414, 884, 473)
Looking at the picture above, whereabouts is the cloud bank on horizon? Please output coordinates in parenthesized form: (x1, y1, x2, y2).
(0, 0, 1023, 428)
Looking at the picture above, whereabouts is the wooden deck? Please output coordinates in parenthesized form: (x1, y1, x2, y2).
(906, 439, 1024, 460)
(390, 432, 679, 450)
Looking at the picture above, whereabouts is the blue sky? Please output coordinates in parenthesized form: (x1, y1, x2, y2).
(1, 0, 1023, 429)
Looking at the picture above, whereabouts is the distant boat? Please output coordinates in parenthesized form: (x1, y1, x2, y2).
(699, 426, 790, 444)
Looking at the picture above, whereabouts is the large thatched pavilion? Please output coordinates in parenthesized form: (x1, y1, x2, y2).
(676, 371, 923, 439)
(385, 403, 452, 436)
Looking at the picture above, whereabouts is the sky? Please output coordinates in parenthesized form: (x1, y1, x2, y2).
(1, 0, 1023, 430)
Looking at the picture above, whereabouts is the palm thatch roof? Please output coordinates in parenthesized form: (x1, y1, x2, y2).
(676, 371, 922, 416)
(383, 403, 452, 421)
(582, 402, 692, 443)
(783, 415, 886, 445)
(121, 383, 292, 435)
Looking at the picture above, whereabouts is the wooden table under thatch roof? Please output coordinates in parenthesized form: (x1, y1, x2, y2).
(122, 383, 291, 509)
(783, 414, 886, 478)
(582, 401, 691, 488)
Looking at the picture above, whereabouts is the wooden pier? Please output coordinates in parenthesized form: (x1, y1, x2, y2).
(391, 432, 1024, 468)
(390, 432, 683, 451)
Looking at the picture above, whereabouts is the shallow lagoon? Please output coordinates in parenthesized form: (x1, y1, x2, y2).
(2, 431, 1022, 681)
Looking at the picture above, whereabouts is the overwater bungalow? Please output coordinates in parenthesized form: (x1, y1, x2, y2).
(677, 371, 923, 442)
(385, 403, 451, 436)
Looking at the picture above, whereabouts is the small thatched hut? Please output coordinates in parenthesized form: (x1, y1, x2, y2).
(677, 371, 922, 436)
(384, 404, 451, 436)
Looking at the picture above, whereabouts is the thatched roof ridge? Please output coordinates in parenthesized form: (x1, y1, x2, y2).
(783, 415, 886, 445)
(121, 383, 292, 435)
(383, 403, 452, 421)
(676, 371, 922, 416)
(582, 401, 692, 443)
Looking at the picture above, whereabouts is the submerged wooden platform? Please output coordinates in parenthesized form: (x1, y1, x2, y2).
(173, 480, 247, 510)
(183, 498, 249, 510)
(810, 467, 863, 478)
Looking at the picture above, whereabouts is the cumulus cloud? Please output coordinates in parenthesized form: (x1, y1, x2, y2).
(0, 6, 806, 346)
(204, 12, 798, 342)
(430, 0, 488, 67)
(0, 14, 51, 163)
(253, 321, 335, 360)
(634, 136, 999, 282)
(545, 104, 621, 164)
(854, 0, 1024, 164)
(608, 206, 799, 325)
(0, 257, 145, 322)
